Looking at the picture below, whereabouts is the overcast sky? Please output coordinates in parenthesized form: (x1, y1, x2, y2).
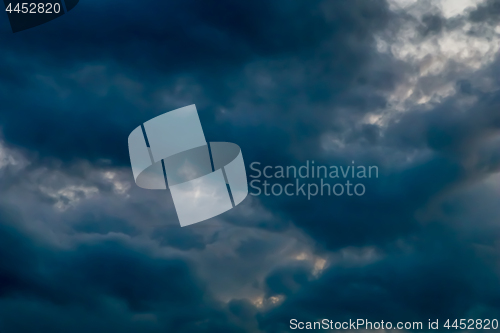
(1, 0, 500, 332)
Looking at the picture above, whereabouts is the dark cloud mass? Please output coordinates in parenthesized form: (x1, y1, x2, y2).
(0, 0, 500, 332)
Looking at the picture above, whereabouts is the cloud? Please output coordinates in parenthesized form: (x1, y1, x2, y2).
(1, 0, 500, 331)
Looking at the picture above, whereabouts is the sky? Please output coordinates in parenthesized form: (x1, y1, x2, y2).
(0, 0, 500, 332)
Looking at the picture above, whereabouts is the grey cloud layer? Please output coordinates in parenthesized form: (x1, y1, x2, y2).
(1, 0, 500, 332)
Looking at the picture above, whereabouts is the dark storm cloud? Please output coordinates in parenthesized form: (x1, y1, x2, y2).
(1, 0, 500, 332)
(0, 0, 392, 164)
(469, 0, 500, 24)
(0, 209, 246, 332)
(258, 192, 500, 332)
(252, 11, 500, 332)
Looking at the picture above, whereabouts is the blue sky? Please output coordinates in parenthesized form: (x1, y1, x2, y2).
(0, 0, 500, 332)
